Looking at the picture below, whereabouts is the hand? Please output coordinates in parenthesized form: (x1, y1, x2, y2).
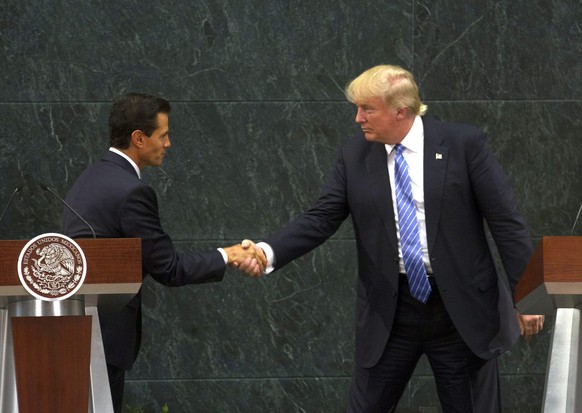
(237, 239, 267, 277)
(223, 239, 267, 278)
(516, 312, 545, 340)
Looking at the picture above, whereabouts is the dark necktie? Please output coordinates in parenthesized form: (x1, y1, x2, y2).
(394, 144, 431, 303)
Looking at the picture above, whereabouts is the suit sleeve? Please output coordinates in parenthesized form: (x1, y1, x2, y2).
(467, 131, 533, 298)
(266, 149, 350, 269)
(120, 184, 226, 286)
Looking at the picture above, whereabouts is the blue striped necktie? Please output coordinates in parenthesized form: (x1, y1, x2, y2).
(394, 144, 431, 303)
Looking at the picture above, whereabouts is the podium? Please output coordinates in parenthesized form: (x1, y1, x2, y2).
(0, 238, 142, 413)
(515, 236, 582, 413)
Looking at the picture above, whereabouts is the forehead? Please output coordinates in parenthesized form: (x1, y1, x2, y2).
(154, 112, 169, 129)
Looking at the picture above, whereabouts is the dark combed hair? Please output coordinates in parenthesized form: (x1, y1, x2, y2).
(108, 93, 171, 149)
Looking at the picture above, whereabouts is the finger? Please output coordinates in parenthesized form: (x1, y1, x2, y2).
(256, 254, 266, 271)
(255, 248, 267, 269)
(517, 315, 526, 336)
(237, 257, 253, 273)
(243, 259, 260, 277)
(247, 262, 261, 277)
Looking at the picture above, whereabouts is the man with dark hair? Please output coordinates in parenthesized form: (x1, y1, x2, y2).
(62, 92, 265, 412)
(108, 93, 172, 149)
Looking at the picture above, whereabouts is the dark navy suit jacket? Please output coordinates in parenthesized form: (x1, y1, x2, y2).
(266, 117, 533, 368)
(62, 150, 226, 370)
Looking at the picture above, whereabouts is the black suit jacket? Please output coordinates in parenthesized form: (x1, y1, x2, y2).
(266, 117, 533, 368)
(62, 150, 226, 370)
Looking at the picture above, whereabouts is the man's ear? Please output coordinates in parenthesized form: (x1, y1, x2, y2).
(130, 130, 144, 148)
(395, 107, 409, 120)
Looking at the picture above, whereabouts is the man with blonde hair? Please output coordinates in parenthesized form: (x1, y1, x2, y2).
(248, 65, 543, 412)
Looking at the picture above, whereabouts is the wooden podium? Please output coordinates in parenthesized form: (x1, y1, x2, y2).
(515, 236, 582, 413)
(0, 238, 142, 413)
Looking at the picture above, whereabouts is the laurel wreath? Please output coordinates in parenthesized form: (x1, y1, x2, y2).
(24, 266, 84, 297)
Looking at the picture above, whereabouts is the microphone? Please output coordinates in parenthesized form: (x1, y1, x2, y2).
(0, 186, 22, 224)
(571, 202, 582, 236)
(40, 185, 97, 239)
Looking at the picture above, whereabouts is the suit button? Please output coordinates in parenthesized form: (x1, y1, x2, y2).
(393, 258, 399, 263)
(392, 290, 397, 297)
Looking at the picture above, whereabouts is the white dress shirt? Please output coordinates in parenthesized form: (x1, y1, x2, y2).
(386, 115, 433, 274)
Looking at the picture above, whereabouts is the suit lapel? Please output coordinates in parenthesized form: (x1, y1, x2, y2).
(423, 119, 448, 253)
(365, 143, 399, 254)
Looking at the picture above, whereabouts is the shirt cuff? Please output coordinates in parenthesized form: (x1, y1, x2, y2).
(217, 248, 228, 265)
(256, 242, 275, 274)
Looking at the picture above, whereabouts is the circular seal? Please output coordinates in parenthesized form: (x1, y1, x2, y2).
(17, 233, 87, 301)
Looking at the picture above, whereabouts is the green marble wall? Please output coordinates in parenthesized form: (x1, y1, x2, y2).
(2, 1, 581, 412)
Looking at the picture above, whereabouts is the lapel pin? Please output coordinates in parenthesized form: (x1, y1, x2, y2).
(435, 153, 443, 160)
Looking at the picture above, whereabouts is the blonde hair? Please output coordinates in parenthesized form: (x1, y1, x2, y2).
(345, 65, 427, 116)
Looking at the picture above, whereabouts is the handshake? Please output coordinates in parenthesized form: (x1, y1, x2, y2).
(223, 239, 267, 277)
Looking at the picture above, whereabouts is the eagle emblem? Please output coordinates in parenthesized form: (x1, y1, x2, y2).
(18, 233, 87, 301)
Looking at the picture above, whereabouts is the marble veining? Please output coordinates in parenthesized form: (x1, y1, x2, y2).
(2, 0, 578, 410)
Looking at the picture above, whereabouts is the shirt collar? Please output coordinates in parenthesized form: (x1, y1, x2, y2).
(109, 147, 141, 179)
(386, 115, 424, 154)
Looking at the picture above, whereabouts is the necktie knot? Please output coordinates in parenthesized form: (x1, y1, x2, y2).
(395, 143, 405, 157)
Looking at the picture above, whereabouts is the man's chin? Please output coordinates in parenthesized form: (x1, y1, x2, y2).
(148, 160, 164, 167)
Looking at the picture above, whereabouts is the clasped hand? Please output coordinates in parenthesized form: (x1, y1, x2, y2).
(224, 239, 267, 277)
(516, 312, 545, 340)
